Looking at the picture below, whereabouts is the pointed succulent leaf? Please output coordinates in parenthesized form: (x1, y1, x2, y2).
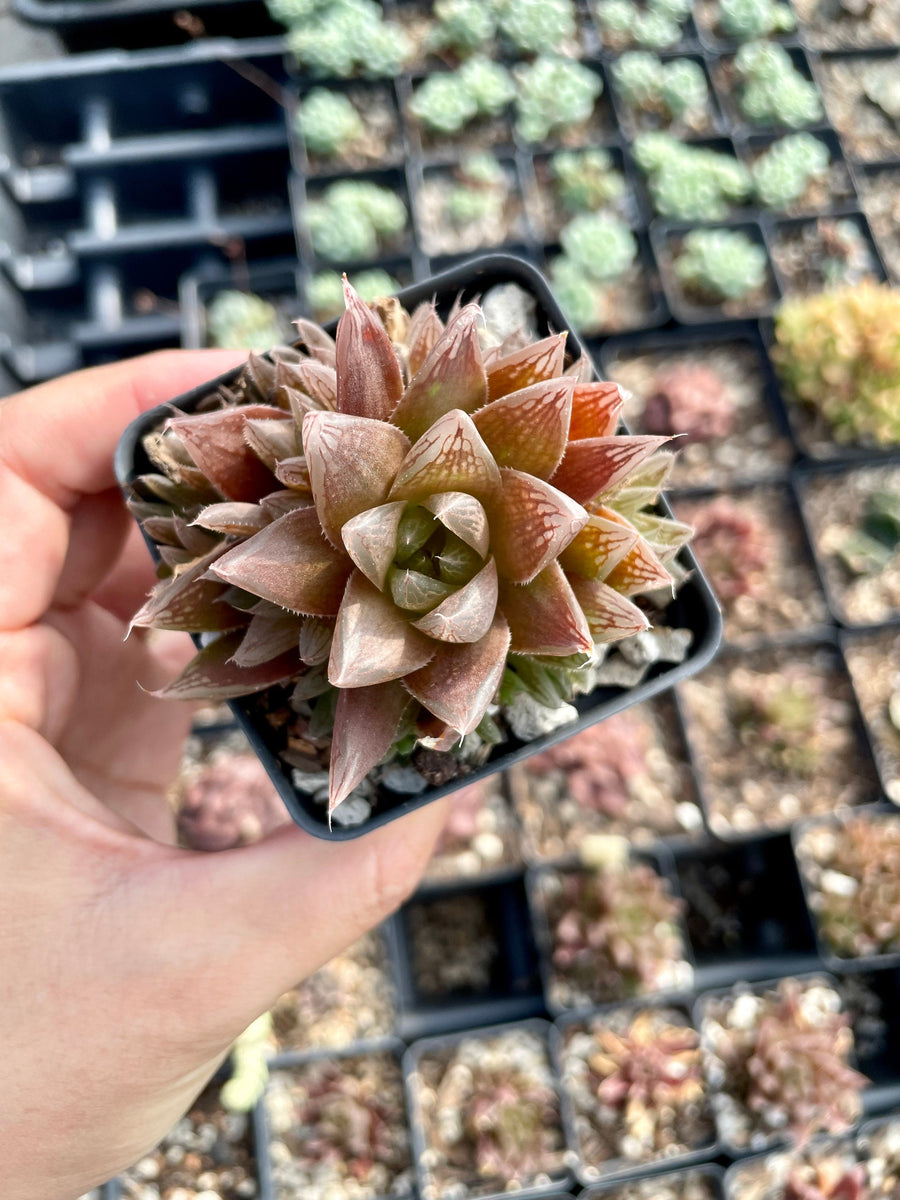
(390, 306, 487, 442)
(406, 300, 444, 375)
(631, 512, 694, 560)
(486, 332, 567, 400)
(550, 435, 671, 504)
(335, 279, 403, 421)
(243, 415, 299, 471)
(143, 429, 213, 493)
(395, 506, 438, 562)
(299, 615, 334, 665)
(604, 539, 673, 596)
(568, 575, 650, 643)
(141, 515, 181, 546)
(134, 471, 214, 509)
(500, 561, 593, 656)
(473, 378, 574, 479)
(274, 456, 312, 494)
(159, 546, 193, 569)
(130, 547, 243, 634)
(423, 491, 490, 558)
(564, 355, 593, 382)
(193, 502, 270, 536)
(152, 631, 300, 700)
(411, 557, 498, 643)
(260, 489, 313, 520)
(559, 513, 639, 580)
(230, 607, 302, 668)
(569, 382, 624, 440)
(329, 572, 434, 688)
(210, 505, 351, 617)
(303, 410, 411, 548)
(389, 566, 456, 613)
(404, 613, 511, 735)
(293, 316, 336, 363)
(290, 664, 331, 703)
(489, 468, 589, 584)
(390, 409, 501, 504)
(172, 516, 220, 558)
(341, 501, 407, 589)
(435, 534, 483, 584)
(167, 406, 285, 503)
(279, 358, 337, 412)
(609, 453, 675, 511)
(328, 680, 411, 816)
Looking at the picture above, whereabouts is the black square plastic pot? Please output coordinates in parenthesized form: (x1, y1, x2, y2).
(736, 128, 858, 218)
(835, 965, 900, 1114)
(403, 1017, 573, 1200)
(710, 46, 824, 136)
(723, 1132, 860, 1200)
(764, 211, 888, 298)
(551, 1001, 718, 1188)
(115, 252, 722, 840)
(675, 831, 818, 992)
(384, 873, 544, 1041)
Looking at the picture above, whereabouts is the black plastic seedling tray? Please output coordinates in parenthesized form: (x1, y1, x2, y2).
(115, 252, 723, 841)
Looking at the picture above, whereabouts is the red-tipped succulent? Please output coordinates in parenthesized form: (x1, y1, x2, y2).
(128, 282, 691, 818)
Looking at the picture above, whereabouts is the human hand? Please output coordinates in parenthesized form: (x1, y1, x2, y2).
(0, 351, 448, 1200)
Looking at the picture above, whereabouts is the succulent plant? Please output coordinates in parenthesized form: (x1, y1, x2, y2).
(426, 0, 498, 56)
(783, 1162, 867, 1200)
(282, 0, 412, 78)
(687, 496, 773, 603)
(673, 228, 768, 304)
(550, 147, 626, 214)
(612, 52, 710, 127)
(814, 218, 880, 289)
(717, 0, 797, 39)
(305, 180, 407, 263)
(798, 813, 900, 959)
(418, 1030, 566, 1191)
(265, 1052, 413, 1197)
(514, 54, 603, 143)
(410, 56, 515, 135)
(550, 214, 639, 333)
(563, 1009, 709, 1163)
(128, 283, 690, 818)
(206, 290, 289, 352)
(732, 666, 824, 776)
(702, 979, 867, 1145)
(633, 132, 751, 220)
(733, 41, 824, 127)
(307, 269, 402, 323)
(296, 87, 365, 158)
(772, 283, 900, 447)
(641, 363, 736, 444)
(444, 152, 508, 227)
(752, 133, 831, 209)
(175, 744, 288, 850)
(861, 60, 900, 122)
(498, 0, 577, 53)
(596, 0, 687, 49)
(837, 488, 900, 577)
(546, 854, 689, 1004)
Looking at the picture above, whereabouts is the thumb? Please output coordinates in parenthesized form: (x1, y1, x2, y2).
(156, 796, 450, 1045)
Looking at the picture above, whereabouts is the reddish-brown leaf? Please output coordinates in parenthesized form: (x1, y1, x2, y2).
(603, 539, 673, 596)
(167, 405, 284, 502)
(335, 279, 403, 420)
(406, 300, 444, 375)
(488, 468, 588, 584)
(328, 571, 435, 688)
(341, 501, 407, 589)
(152, 631, 301, 700)
(193, 502, 270, 536)
(303, 410, 411, 548)
(230, 607, 302, 668)
(328, 680, 411, 816)
(550, 436, 671, 504)
(422, 491, 489, 557)
(274, 456, 312, 494)
(130, 548, 242, 634)
(243, 414, 299, 471)
(390, 306, 487, 441)
(486, 332, 567, 400)
(499, 561, 593, 656)
(559, 513, 639, 580)
(473, 378, 573, 479)
(567, 575, 650, 643)
(390, 409, 501, 504)
(569, 382, 623, 440)
(404, 613, 510, 734)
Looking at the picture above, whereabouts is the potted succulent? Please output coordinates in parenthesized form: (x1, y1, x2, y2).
(530, 840, 693, 1010)
(257, 1044, 415, 1200)
(791, 0, 900, 50)
(592, 0, 694, 51)
(582, 1166, 725, 1200)
(858, 166, 900, 283)
(292, 84, 403, 173)
(656, 225, 777, 321)
(768, 216, 884, 298)
(694, 0, 797, 44)
(631, 133, 752, 223)
(116, 255, 718, 838)
(712, 43, 824, 131)
(723, 1134, 864, 1200)
(609, 52, 720, 138)
(745, 133, 856, 218)
(556, 1004, 716, 1184)
(697, 976, 868, 1154)
(405, 1021, 570, 1199)
(814, 53, 900, 163)
(416, 153, 525, 258)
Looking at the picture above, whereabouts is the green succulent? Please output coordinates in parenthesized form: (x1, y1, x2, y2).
(718, 0, 797, 39)
(550, 148, 626, 213)
(611, 50, 661, 109)
(306, 180, 407, 262)
(460, 151, 506, 186)
(206, 291, 288, 351)
(296, 88, 365, 158)
(264, 0, 322, 26)
(751, 133, 830, 209)
(459, 54, 517, 116)
(560, 212, 638, 283)
(674, 228, 768, 303)
(410, 72, 478, 134)
(549, 255, 603, 333)
(514, 55, 603, 143)
(633, 9, 683, 44)
(595, 0, 690, 46)
(612, 52, 710, 126)
(307, 268, 401, 321)
(634, 133, 751, 220)
(734, 41, 823, 128)
(284, 0, 412, 79)
(427, 0, 498, 56)
(498, 0, 576, 54)
(658, 59, 709, 121)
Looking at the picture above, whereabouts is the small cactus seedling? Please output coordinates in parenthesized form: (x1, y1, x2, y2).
(205, 291, 290, 352)
(797, 812, 900, 959)
(673, 228, 769, 305)
(561, 1007, 713, 1169)
(514, 54, 604, 143)
(544, 851, 691, 1006)
(733, 41, 824, 127)
(612, 52, 712, 130)
(752, 133, 831, 210)
(641, 362, 737, 444)
(305, 180, 408, 262)
(717, 0, 797, 40)
(410, 56, 515, 135)
(633, 132, 751, 220)
(277, 0, 412, 78)
(701, 978, 867, 1148)
(772, 283, 900, 447)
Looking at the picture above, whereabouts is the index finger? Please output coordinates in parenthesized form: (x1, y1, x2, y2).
(0, 349, 244, 631)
